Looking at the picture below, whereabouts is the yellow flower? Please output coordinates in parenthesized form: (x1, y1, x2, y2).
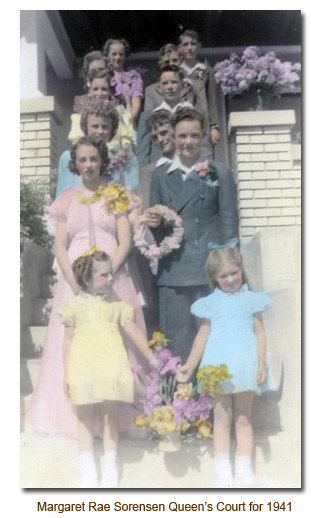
(103, 182, 130, 214)
(134, 415, 149, 428)
(149, 406, 178, 434)
(174, 383, 193, 400)
(178, 421, 190, 432)
(148, 329, 170, 351)
(196, 364, 232, 396)
(193, 419, 213, 439)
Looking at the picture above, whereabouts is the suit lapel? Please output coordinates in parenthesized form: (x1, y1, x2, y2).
(165, 169, 203, 213)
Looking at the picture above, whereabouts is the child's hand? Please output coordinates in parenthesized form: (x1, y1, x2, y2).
(145, 207, 163, 228)
(176, 365, 193, 383)
(256, 363, 267, 384)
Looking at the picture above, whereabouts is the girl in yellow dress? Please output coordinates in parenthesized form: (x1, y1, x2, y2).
(58, 248, 156, 488)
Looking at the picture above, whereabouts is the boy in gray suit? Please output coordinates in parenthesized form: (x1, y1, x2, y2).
(145, 108, 238, 363)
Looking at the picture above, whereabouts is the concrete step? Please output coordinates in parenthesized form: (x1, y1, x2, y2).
(22, 326, 47, 358)
(20, 429, 300, 489)
(31, 298, 53, 326)
(40, 273, 56, 299)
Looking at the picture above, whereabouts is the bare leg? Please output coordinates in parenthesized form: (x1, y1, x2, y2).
(233, 391, 256, 487)
(213, 394, 233, 487)
(98, 401, 120, 488)
(213, 394, 233, 453)
(75, 404, 97, 488)
(233, 391, 254, 456)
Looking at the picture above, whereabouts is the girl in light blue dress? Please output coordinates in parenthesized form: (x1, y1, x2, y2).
(177, 245, 273, 488)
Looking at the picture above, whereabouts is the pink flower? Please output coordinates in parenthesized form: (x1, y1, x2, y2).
(179, 102, 194, 110)
(159, 356, 181, 375)
(131, 364, 143, 375)
(196, 162, 210, 177)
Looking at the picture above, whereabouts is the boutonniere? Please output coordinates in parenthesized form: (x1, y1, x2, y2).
(196, 162, 219, 187)
(183, 77, 194, 87)
(196, 64, 207, 79)
(196, 162, 210, 177)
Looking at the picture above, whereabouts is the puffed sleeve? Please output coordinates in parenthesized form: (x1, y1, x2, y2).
(119, 301, 136, 327)
(58, 300, 76, 327)
(48, 188, 76, 223)
(130, 70, 143, 98)
(251, 292, 272, 314)
(191, 297, 212, 319)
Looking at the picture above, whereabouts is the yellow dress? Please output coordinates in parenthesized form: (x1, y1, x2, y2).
(58, 294, 135, 405)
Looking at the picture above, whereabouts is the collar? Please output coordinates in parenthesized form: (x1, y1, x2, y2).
(156, 156, 173, 168)
(181, 62, 201, 76)
(152, 100, 182, 115)
(166, 155, 199, 176)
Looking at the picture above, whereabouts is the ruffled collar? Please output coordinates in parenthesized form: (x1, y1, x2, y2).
(215, 284, 249, 297)
(80, 291, 109, 301)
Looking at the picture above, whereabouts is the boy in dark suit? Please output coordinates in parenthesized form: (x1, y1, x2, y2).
(179, 29, 220, 146)
(145, 108, 238, 363)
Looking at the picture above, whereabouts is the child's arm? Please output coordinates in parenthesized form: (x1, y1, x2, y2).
(114, 215, 132, 273)
(130, 96, 141, 126)
(63, 326, 74, 398)
(177, 318, 210, 382)
(55, 221, 80, 294)
(254, 313, 267, 384)
(123, 322, 157, 367)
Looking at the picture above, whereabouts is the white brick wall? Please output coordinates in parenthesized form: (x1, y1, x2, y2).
(229, 110, 301, 241)
(20, 97, 62, 193)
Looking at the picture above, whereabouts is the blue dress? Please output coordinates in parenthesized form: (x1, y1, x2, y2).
(191, 285, 274, 395)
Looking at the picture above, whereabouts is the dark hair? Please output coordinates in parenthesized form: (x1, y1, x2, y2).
(68, 135, 110, 176)
(178, 29, 200, 44)
(205, 247, 248, 291)
(80, 99, 119, 141)
(172, 107, 205, 132)
(158, 64, 183, 82)
(87, 68, 112, 85)
(72, 250, 111, 292)
(103, 38, 131, 58)
(81, 51, 106, 80)
(146, 110, 173, 134)
(159, 43, 178, 56)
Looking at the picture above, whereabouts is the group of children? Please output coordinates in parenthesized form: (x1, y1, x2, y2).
(25, 30, 274, 489)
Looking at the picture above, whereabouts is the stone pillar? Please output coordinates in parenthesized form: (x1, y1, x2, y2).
(20, 96, 63, 194)
(228, 110, 301, 242)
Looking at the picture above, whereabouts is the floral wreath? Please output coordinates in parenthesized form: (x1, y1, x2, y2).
(133, 205, 184, 275)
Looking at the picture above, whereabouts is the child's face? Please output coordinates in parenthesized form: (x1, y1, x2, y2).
(87, 115, 113, 142)
(108, 42, 126, 70)
(161, 51, 181, 67)
(175, 119, 203, 164)
(150, 123, 175, 158)
(88, 59, 106, 75)
(89, 78, 110, 100)
(179, 36, 200, 62)
(215, 262, 243, 294)
(76, 144, 101, 184)
(90, 260, 113, 295)
(159, 72, 182, 106)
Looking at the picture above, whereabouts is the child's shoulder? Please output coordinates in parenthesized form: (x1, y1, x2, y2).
(191, 292, 217, 318)
(245, 289, 272, 312)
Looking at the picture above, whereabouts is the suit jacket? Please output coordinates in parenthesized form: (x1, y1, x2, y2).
(149, 161, 238, 287)
(181, 63, 219, 129)
(144, 79, 209, 117)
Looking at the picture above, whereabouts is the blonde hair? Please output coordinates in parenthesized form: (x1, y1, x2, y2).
(205, 246, 248, 291)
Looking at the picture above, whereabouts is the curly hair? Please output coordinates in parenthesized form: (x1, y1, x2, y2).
(205, 247, 248, 291)
(171, 107, 205, 132)
(81, 50, 106, 80)
(72, 250, 111, 292)
(158, 64, 183, 82)
(146, 110, 173, 134)
(80, 99, 119, 141)
(68, 135, 110, 176)
(87, 68, 112, 85)
(103, 38, 131, 58)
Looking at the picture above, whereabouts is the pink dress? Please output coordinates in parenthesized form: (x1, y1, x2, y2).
(25, 187, 147, 437)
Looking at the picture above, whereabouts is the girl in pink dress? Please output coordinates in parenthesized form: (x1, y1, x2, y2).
(25, 135, 146, 437)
